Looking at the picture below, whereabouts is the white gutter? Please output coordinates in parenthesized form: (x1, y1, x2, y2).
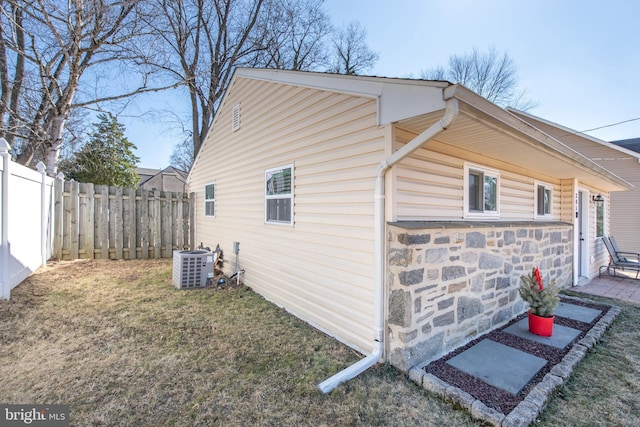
(318, 96, 459, 393)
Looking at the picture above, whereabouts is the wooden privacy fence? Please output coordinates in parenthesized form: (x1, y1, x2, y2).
(54, 180, 192, 260)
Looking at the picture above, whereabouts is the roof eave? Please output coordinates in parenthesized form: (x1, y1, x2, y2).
(507, 108, 640, 160)
(445, 86, 632, 192)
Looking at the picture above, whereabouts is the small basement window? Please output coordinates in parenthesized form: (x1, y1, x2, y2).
(535, 182, 552, 217)
(265, 164, 293, 225)
(204, 183, 215, 217)
(464, 163, 499, 218)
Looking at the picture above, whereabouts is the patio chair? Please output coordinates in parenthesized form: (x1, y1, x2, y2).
(601, 237, 640, 279)
(609, 236, 640, 263)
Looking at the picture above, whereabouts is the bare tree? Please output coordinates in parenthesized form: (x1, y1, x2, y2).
(0, 1, 25, 146)
(329, 21, 378, 75)
(149, 0, 382, 159)
(0, 0, 178, 175)
(422, 46, 536, 109)
(169, 133, 194, 172)
(251, 0, 331, 71)
(147, 0, 265, 158)
(144, 1, 381, 160)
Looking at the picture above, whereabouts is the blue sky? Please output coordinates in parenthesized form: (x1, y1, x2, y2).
(127, 0, 640, 167)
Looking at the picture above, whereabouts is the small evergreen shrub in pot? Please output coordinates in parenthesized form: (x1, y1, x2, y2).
(519, 267, 560, 336)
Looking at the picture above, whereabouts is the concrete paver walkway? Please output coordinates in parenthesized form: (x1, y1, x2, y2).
(410, 295, 621, 426)
(447, 301, 598, 398)
(502, 318, 581, 349)
(410, 273, 633, 425)
(446, 339, 547, 395)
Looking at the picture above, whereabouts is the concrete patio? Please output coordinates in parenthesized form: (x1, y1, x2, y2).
(572, 271, 640, 304)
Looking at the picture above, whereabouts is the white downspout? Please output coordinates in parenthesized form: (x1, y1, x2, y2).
(318, 96, 459, 393)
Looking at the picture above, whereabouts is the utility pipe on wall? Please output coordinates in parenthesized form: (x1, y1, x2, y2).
(318, 96, 459, 393)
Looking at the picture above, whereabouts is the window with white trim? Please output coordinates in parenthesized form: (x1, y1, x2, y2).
(535, 182, 552, 217)
(464, 163, 499, 217)
(265, 164, 293, 225)
(204, 183, 215, 217)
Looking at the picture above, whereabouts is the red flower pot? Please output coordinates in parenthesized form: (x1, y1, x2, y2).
(528, 311, 554, 337)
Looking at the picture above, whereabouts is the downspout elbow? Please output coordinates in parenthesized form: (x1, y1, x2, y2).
(317, 340, 383, 394)
(376, 160, 390, 181)
(438, 97, 459, 130)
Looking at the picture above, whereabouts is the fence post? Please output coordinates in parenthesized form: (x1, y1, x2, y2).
(69, 180, 79, 260)
(53, 173, 64, 259)
(36, 162, 48, 268)
(163, 192, 172, 257)
(114, 186, 123, 259)
(0, 138, 10, 299)
(140, 189, 149, 259)
(126, 187, 136, 259)
(190, 192, 196, 250)
(84, 183, 95, 259)
(153, 191, 161, 258)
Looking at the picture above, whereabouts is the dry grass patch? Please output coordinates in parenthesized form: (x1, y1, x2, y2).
(2, 260, 638, 426)
(0, 259, 476, 426)
(534, 290, 640, 426)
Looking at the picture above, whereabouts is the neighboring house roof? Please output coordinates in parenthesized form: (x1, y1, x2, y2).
(136, 166, 188, 189)
(136, 167, 161, 186)
(191, 68, 631, 192)
(611, 137, 640, 154)
(508, 108, 640, 171)
(164, 166, 188, 181)
(507, 108, 640, 255)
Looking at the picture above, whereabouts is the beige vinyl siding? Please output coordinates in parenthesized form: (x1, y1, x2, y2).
(394, 134, 464, 219)
(560, 179, 575, 223)
(393, 131, 564, 221)
(500, 174, 561, 220)
(610, 187, 640, 251)
(603, 159, 640, 250)
(189, 77, 383, 353)
(500, 171, 535, 219)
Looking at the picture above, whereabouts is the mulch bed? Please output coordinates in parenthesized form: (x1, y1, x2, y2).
(423, 297, 611, 414)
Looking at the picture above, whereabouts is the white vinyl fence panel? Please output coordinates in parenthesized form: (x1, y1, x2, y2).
(0, 138, 54, 299)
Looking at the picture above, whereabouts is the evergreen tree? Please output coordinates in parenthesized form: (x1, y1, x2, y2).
(65, 113, 140, 187)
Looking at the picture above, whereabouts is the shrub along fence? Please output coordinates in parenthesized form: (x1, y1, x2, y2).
(53, 179, 192, 260)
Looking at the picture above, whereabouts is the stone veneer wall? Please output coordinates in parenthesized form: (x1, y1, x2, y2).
(387, 221, 573, 372)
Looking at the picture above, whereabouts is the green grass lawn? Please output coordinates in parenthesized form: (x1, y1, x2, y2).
(0, 259, 638, 426)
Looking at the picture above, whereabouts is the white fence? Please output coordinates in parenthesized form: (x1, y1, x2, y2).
(0, 138, 55, 299)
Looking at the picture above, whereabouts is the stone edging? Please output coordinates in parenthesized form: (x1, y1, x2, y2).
(408, 295, 621, 427)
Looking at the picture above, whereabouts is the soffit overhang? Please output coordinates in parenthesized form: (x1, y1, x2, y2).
(395, 87, 631, 192)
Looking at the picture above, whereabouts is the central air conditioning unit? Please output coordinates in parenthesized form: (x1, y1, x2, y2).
(172, 250, 216, 289)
